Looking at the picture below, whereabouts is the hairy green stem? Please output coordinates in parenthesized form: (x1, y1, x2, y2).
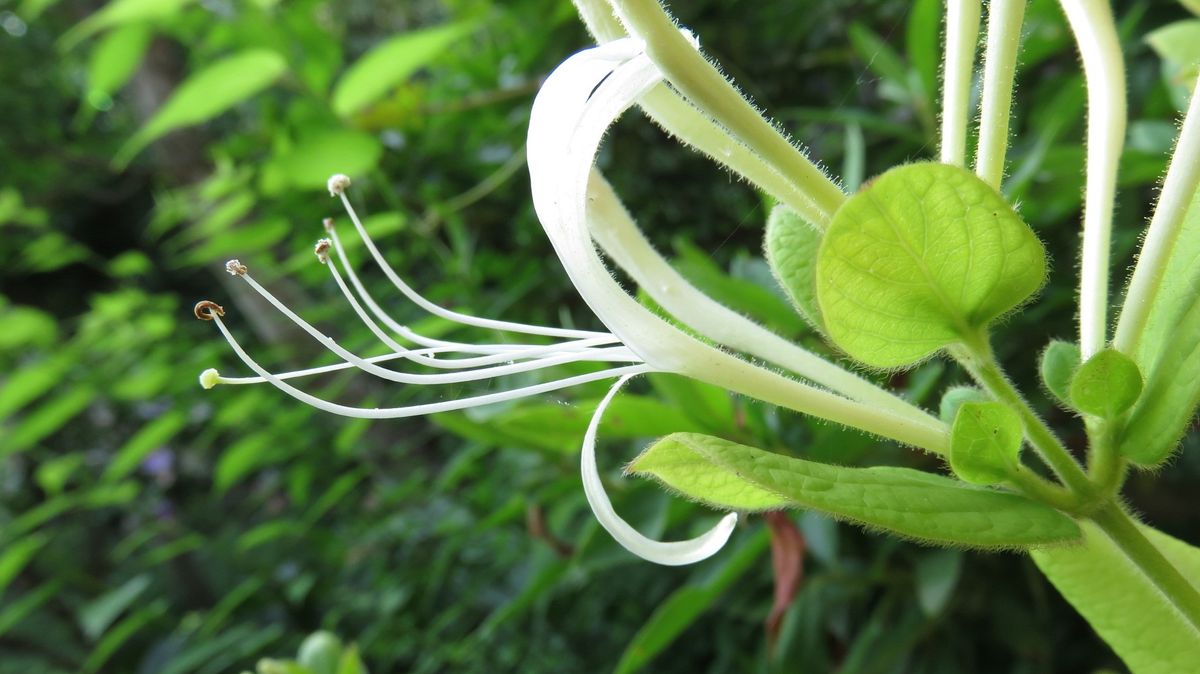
(1091, 502, 1200, 633)
(607, 0, 846, 218)
(940, 0, 982, 166)
(957, 335, 1093, 498)
(1006, 466, 1078, 511)
(573, 0, 832, 226)
(975, 0, 1025, 188)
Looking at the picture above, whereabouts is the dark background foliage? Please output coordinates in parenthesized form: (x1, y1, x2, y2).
(1, 0, 1197, 672)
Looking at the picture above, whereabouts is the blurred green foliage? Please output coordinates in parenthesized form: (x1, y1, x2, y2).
(1, 0, 1198, 672)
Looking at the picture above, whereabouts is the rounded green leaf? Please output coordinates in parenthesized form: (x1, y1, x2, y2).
(938, 385, 990, 424)
(1040, 340, 1081, 408)
(816, 162, 1046, 368)
(297, 631, 343, 674)
(259, 129, 384, 193)
(1069, 349, 1143, 418)
(115, 49, 288, 167)
(764, 203, 825, 331)
(949, 401, 1023, 485)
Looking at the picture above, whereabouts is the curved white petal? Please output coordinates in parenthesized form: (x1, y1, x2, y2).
(582, 373, 738, 566)
(527, 41, 948, 453)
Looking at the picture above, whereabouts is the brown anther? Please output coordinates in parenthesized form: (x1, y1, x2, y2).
(225, 259, 248, 276)
(194, 300, 226, 321)
(322, 217, 335, 232)
(314, 238, 332, 263)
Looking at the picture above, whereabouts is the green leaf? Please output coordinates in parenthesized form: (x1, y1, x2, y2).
(914, 549, 962, 616)
(1146, 20, 1200, 68)
(948, 402, 1023, 485)
(1032, 522, 1200, 674)
(614, 530, 768, 674)
(82, 600, 168, 674)
(297, 631, 342, 674)
(765, 203, 825, 331)
(1040, 340, 1081, 407)
(0, 352, 74, 418)
(259, 129, 383, 193)
(938, 385, 989, 424)
(78, 574, 152, 639)
(331, 23, 472, 117)
(103, 410, 187, 482)
(629, 433, 1080, 548)
(1069, 349, 1142, 418)
(59, 0, 193, 50)
(116, 49, 288, 166)
(0, 534, 48, 595)
(816, 163, 1046, 368)
(628, 436, 788, 511)
(84, 23, 152, 104)
(3, 387, 95, 457)
(1120, 293, 1200, 466)
(336, 645, 368, 674)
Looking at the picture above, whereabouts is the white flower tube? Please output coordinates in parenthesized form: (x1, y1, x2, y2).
(528, 39, 948, 454)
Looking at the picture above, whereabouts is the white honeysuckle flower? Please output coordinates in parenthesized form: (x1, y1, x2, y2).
(197, 33, 948, 567)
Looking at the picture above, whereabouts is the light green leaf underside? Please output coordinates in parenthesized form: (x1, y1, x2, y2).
(765, 203, 825, 332)
(1040, 340, 1081, 408)
(116, 49, 288, 166)
(1070, 349, 1142, 419)
(816, 162, 1046, 368)
(629, 433, 1080, 548)
(331, 23, 472, 117)
(1120, 292, 1200, 465)
(938, 385, 988, 425)
(948, 402, 1023, 485)
(1032, 522, 1200, 674)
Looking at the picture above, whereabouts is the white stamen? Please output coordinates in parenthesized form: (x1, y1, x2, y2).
(209, 311, 652, 418)
(322, 242, 640, 369)
(327, 173, 351, 196)
(582, 373, 737, 566)
(235, 271, 641, 386)
(334, 186, 612, 341)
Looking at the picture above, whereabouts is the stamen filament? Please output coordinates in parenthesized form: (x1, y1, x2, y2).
(207, 309, 653, 418)
(332, 182, 612, 341)
(235, 270, 641, 386)
(323, 238, 637, 368)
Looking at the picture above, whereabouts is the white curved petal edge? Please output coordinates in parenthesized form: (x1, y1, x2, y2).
(582, 374, 738, 566)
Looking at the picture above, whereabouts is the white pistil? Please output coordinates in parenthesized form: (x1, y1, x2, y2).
(581, 374, 738, 566)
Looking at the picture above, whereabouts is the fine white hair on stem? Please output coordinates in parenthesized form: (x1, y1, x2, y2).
(204, 306, 653, 418)
(581, 373, 738, 565)
(1060, 0, 1126, 358)
(974, 0, 1025, 188)
(940, 0, 982, 166)
(1113, 74, 1200, 357)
